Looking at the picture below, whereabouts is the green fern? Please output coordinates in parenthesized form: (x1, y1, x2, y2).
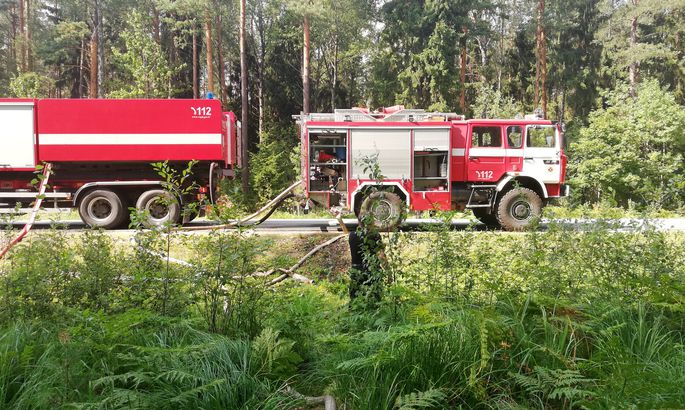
(510, 367, 593, 406)
(394, 388, 447, 409)
(251, 327, 302, 380)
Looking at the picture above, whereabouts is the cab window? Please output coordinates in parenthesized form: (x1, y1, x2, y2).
(506, 126, 523, 148)
(527, 125, 556, 148)
(471, 126, 502, 147)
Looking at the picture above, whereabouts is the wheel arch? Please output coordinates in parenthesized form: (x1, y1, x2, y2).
(496, 175, 547, 200)
(350, 181, 410, 214)
(72, 181, 163, 206)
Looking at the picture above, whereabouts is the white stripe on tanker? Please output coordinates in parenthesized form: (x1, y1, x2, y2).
(39, 133, 222, 145)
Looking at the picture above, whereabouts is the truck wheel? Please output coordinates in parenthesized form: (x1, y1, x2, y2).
(472, 208, 500, 228)
(495, 187, 542, 231)
(136, 189, 181, 227)
(78, 189, 127, 229)
(358, 191, 404, 231)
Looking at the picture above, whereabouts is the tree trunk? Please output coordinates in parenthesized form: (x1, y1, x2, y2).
(18, 0, 25, 72)
(302, 14, 311, 114)
(541, 21, 547, 117)
(205, 12, 214, 94)
(497, 14, 504, 92)
(331, 37, 338, 111)
(628, 0, 640, 98)
(459, 27, 468, 112)
(9, 3, 17, 63)
(78, 36, 85, 98)
(192, 29, 198, 99)
(535, 0, 547, 117)
(239, 0, 250, 193)
(216, 12, 227, 103)
(476, 37, 488, 83)
(94, 0, 103, 98)
(25, 0, 32, 71)
(559, 86, 566, 124)
(256, 0, 266, 140)
(152, 4, 161, 44)
(89, 3, 99, 98)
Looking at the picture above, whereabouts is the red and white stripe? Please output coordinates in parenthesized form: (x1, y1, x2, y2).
(39, 133, 222, 145)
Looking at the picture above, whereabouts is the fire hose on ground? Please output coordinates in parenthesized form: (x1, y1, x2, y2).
(0, 163, 53, 260)
(180, 179, 304, 231)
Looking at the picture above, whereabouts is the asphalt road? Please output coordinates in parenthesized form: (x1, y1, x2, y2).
(5, 217, 685, 233)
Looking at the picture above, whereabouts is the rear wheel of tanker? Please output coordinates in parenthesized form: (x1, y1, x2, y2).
(136, 189, 181, 228)
(78, 189, 128, 229)
(358, 191, 405, 232)
(472, 208, 500, 229)
(495, 187, 542, 231)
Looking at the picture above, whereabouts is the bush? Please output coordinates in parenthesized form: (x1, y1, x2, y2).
(570, 79, 685, 209)
(250, 128, 299, 204)
(9, 72, 54, 98)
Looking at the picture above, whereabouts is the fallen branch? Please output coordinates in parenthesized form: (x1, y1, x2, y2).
(0, 164, 53, 260)
(283, 385, 337, 410)
(290, 234, 346, 272)
(264, 234, 346, 287)
(137, 232, 346, 287)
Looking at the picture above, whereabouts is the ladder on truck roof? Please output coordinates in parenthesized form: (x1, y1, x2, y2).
(295, 108, 464, 124)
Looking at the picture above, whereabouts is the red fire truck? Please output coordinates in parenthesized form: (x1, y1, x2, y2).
(298, 107, 569, 231)
(0, 98, 239, 229)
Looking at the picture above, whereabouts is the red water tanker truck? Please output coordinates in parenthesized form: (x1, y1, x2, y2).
(0, 98, 240, 228)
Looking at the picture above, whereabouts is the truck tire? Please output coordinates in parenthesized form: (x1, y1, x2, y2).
(136, 189, 181, 227)
(358, 191, 404, 232)
(495, 187, 542, 231)
(472, 208, 500, 228)
(78, 189, 127, 229)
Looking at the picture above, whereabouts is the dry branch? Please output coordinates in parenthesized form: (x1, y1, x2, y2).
(284, 385, 337, 410)
(263, 234, 345, 287)
(141, 232, 346, 287)
(289, 234, 346, 272)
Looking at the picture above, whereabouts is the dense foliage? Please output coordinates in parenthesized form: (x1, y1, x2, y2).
(1, 218, 684, 408)
(570, 80, 685, 209)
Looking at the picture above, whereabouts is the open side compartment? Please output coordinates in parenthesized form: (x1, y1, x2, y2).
(308, 131, 348, 194)
(412, 129, 450, 192)
(413, 151, 449, 191)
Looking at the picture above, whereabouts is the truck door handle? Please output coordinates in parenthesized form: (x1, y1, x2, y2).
(469, 156, 479, 161)
(524, 157, 534, 160)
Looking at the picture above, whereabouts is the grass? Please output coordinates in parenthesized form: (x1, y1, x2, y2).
(0, 220, 684, 409)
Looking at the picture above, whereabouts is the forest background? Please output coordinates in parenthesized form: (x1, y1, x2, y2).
(2, 0, 685, 210)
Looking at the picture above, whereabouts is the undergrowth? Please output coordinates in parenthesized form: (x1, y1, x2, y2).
(0, 219, 684, 409)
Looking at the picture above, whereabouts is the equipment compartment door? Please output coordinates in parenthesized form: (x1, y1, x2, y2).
(412, 128, 451, 211)
(0, 103, 35, 169)
(350, 128, 411, 180)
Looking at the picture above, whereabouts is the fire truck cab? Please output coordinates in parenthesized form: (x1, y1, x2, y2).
(298, 107, 568, 231)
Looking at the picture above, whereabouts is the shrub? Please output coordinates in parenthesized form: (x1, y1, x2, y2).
(570, 80, 685, 209)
